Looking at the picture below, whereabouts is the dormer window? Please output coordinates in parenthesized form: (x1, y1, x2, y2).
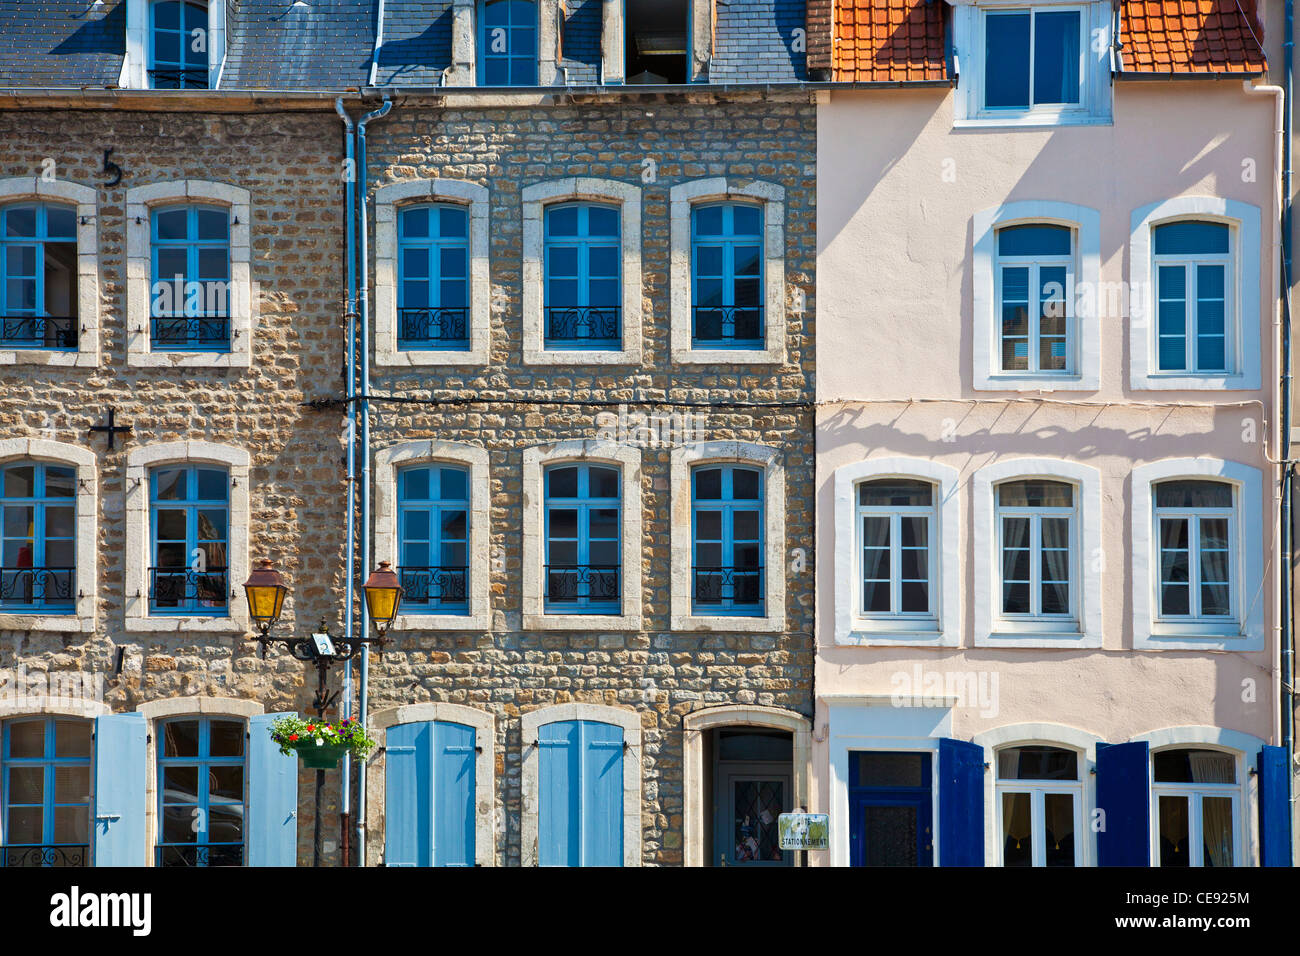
(478, 0, 538, 86)
(150, 0, 209, 89)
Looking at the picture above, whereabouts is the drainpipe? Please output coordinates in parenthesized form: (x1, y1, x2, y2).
(355, 95, 392, 867)
(334, 97, 358, 866)
(1283, 0, 1296, 863)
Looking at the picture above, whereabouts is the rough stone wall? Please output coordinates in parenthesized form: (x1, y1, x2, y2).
(362, 94, 817, 865)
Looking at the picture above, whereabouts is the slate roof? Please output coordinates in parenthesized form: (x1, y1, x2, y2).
(561, 0, 602, 85)
(1121, 0, 1266, 74)
(374, 0, 452, 86)
(0, 0, 127, 87)
(221, 0, 377, 89)
(712, 0, 806, 83)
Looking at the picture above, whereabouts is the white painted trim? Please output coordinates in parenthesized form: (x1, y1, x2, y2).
(122, 0, 147, 88)
(520, 702, 642, 866)
(971, 200, 1101, 391)
(682, 704, 810, 866)
(373, 179, 491, 367)
(972, 457, 1103, 648)
(124, 441, 250, 633)
(0, 698, 110, 720)
(832, 457, 960, 646)
(124, 180, 253, 369)
(669, 441, 785, 632)
(373, 440, 491, 631)
(669, 178, 787, 365)
(1128, 196, 1262, 390)
(520, 178, 642, 365)
(369, 703, 496, 867)
(0, 178, 101, 369)
(600, 0, 624, 84)
(521, 440, 642, 630)
(0, 439, 97, 632)
(1130, 458, 1265, 651)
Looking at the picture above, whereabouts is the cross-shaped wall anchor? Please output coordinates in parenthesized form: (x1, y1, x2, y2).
(88, 407, 132, 450)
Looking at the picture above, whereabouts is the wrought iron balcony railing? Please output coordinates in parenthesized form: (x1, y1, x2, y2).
(398, 307, 470, 349)
(148, 68, 210, 90)
(1, 844, 89, 867)
(693, 565, 764, 611)
(156, 843, 244, 867)
(399, 566, 469, 608)
(0, 315, 77, 350)
(544, 564, 620, 606)
(150, 314, 231, 350)
(149, 566, 229, 614)
(545, 306, 621, 346)
(0, 567, 75, 611)
(691, 306, 764, 347)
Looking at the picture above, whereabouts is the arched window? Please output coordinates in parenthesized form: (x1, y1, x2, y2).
(156, 716, 245, 866)
(994, 223, 1073, 375)
(397, 204, 470, 350)
(995, 479, 1075, 623)
(995, 744, 1081, 867)
(691, 202, 764, 348)
(396, 464, 470, 614)
(1152, 747, 1239, 867)
(150, 0, 209, 89)
(544, 202, 621, 349)
(1, 461, 76, 613)
(149, 464, 229, 616)
(691, 463, 763, 616)
(150, 204, 231, 351)
(1153, 220, 1232, 374)
(856, 478, 935, 620)
(0, 203, 78, 350)
(1, 717, 91, 866)
(478, 0, 538, 86)
(1153, 479, 1235, 622)
(543, 463, 621, 614)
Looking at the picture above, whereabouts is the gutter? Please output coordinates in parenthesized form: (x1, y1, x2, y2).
(1284, 0, 1297, 864)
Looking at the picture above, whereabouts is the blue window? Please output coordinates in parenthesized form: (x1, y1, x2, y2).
(691, 464, 763, 616)
(544, 463, 620, 614)
(1154, 220, 1231, 374)
(150, 205, 231, 351)
(478, 0, 538, 86)
(691, 203, 763, 348)
(157, 717, 245, 867)
(0, 203, 78, 350)
(397, 464, 470, 614)
(398, 204, 469, 349)
(984, 8, 1082, 110)
(1, 717, 91, 867)
(538, 719, 623, 867)
(1, 462, 75, 614)
(150, 0, 209, 89)
(149, 465, 229, 616)
(996, 223, 1073, 374)
(544, 202, 621, 349)
(384, 720, 476, 867)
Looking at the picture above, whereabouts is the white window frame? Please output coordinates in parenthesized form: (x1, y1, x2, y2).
(1129, 197, 1261, 390)
(374, 440, 491, 631)
(973, 458, 1102, 647)
(124, 180, 252, 369)
(669, 178, 787, 366)
(0, 439, 97, 633)
(374, 179, 490, 367)
(993, 745, 1085, 868)
(520, 702, 641, 867)
(954, 0, 1112, 128)
(124, 441, 250, 633)
(1131, 458, 1263, 651)
(521, 178, 642, 365)
(833, 458, 959, 646)
(973, 201, 1100, 390)
(522, 440, 642, 630)
(669, 442, 785, 632)
(122, 0, 227, 89)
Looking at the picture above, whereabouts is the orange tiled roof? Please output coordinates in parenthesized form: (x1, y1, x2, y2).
(1121, 0, 1266, 74)
(832, 0, 948, 83)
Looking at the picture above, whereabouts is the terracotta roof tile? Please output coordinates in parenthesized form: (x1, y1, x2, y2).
(832, 0, 947, 83)
(1121, 0, 1266, 74)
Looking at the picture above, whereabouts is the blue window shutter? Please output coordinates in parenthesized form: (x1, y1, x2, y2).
(92, 713, 147, 866)
(1258, 744, 1291, 867)
(938, 737, 984, 866)
(247, 712, 299, 867)
(433, 721, 476, 867)
(1096, 741, 1150, 866)
(384, 721, 429, 867)
(581, 721, 624, 867)
(538, 720, 580, 866)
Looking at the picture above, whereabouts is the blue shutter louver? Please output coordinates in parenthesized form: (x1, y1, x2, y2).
(384, 721, 428, 867)
(538, 720, 580, 866)
(92, 713, 147, 867)
(582, 721, 623, 867)
(1096, 741, 1150, 866)
(1257, 744, 1291, 867)
(247, 712, 299, 867)
(938, 737, 984, 866)
(432, 721, 476, 867)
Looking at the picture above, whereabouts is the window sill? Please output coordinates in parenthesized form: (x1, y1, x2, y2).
(125, 615, 246, 634)
(127, 349, 250, 369)
(1135, 626, 1253, 652)
(977, 627, 1101, 649)
(0, 349, 98, 368)
(522, 612, 642, 631)
(377, 347, 489, 367)
(974, 373, 1097, 392)
(523, 347, 642, 366)
(0, 613, 94, 633)
(393, 611, 490, 632)
(672, 345, 786, 366)
(672, 612, 783, 633)
(836, 620, 955, 646)
(1131, 372, 1260, 391)
(954, 113, 1112, 130)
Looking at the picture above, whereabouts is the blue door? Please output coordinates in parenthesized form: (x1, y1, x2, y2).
(538, 719, 623, 866)
(385, 720, 476, 867)
(848, 751, 933, 866)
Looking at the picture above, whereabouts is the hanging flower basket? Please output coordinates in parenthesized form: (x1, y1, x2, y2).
(269, 715, 376, 769)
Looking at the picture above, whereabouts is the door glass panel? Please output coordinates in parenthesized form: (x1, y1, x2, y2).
(732, 780, 785, 864)
(1201, 796, 1234, 867)
(1158, 794, 1190, 867)
(855, 752, 925, 787)
(1043, 792, 1075, 867)
(1001, 791, 1032, 866)
(861, 804, 918, 867)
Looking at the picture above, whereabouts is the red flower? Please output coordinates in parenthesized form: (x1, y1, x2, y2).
(289, 733, 299, 741)
(306, 724, 314, 732)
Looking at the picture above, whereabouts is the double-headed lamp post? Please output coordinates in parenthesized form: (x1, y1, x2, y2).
(241, 558, 403, 866)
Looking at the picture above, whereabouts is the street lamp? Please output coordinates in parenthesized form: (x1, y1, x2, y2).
(243, 558, 288, 639)
(363, 560, 403, 637)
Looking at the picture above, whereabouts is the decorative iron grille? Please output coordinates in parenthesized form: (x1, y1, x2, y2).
(0, 315, 77, 349)
(0, 567, 75, 609)
(149, 567, 229, 613)
(155, 843, 244, 867)
(150, 315, 231, 349)
(544, 306, 620, 344)
(544, 565, 620, 604)
(691, 306, 764, 346)
(398, 566, 469, 607)
(398, 307, 470, 348)
(692, 566, 764, 609)
(0, 844, 89, 867)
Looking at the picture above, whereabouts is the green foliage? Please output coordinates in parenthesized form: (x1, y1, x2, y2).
(268, 714, 376, 760)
